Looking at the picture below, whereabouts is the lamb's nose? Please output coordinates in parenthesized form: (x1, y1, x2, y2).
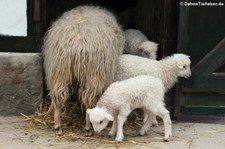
(189, 72, 192, 77)
(186, 72, 192, 78)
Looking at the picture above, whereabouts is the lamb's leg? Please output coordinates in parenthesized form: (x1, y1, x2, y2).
(151, 115, 158, 127)
(54, 104, 62, 135)
(139, 111, 152, 136)
(115, 112, 129, 142)
(85, 113, 93, 137)
(109, 115, 117, 137)
(155, 106, 172, 141)
(143, 112, 158, 127)
(143, 113, 148, 123)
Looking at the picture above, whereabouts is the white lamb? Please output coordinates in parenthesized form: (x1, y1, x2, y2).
(115, 53, 191, 124)
(87, 75, 172, 142)
(124, 29, 158, 59)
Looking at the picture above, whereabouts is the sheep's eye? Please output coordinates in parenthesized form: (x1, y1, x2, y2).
(183, 65, 186, 69)
(144, 52, 148, 55)
(99, 120, 103, 124)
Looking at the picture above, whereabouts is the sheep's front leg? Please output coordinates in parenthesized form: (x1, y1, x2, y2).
(109, 115, 117, 137)
(115, 114, 128, 142)
(85, 113, 93, 137)
(139, 111, 152, 136)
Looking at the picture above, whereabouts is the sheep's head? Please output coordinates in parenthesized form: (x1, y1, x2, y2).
(86, 107, 114, 133)
(138, 41, 158, 59)
(173, 54, 192, 78)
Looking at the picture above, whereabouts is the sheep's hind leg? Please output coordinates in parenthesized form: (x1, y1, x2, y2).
(139, 111, 153, 136)
(151, 115, 158, 127)
(53, 85, 72, 135)
(143, 112, 158, 127)
(85, 113, 93, 137)
(155, 106, 172, 141)
(54, 104, 62, 135)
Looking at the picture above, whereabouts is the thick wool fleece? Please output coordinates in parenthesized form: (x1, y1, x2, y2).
(97, 75, 165, 115)
(115, 54, 191, 91)
(43, 5, 125, 109)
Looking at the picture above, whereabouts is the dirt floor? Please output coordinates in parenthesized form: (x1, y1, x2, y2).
(0, 116, 225, 149)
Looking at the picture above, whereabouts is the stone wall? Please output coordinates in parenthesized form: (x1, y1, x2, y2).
(0, 53, 43, 115)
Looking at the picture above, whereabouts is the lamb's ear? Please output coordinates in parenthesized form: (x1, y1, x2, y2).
(105, 113, 114, 121)
(86, 108, 92, 114)
(176, 60, 184, 69)
(136, 43, 142, 50)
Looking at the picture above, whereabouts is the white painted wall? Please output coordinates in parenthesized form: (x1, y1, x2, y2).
(0, 0, 27, 36)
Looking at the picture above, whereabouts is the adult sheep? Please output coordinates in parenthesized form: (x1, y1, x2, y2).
(42, 5, 125, 136)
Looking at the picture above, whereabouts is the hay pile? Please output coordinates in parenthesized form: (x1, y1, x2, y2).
(21, 100, 169, 148)
(21, 99, 145, 132)
(21, 99, 84, 131)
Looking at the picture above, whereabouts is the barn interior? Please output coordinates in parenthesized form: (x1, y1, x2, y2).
(45, 0, 179, 60)
(43, 0, 179, 116)
(0, 0, 179, 61)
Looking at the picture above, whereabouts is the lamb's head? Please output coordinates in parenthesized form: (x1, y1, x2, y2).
(139, 41, 158, 59)
(86, 107, 114, 133)
(173, 53, 192, 78)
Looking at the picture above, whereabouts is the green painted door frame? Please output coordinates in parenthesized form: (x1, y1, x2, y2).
(175, 0, 225, 117)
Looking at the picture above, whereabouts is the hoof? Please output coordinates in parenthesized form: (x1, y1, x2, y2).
(108, 131, 116, 137)
(115, 135, 124, 142)
(163, 134, 172, 142)
(139, 128, 149, 136)
(85, 129, 93, 137)
(55, 127, 62, 136)
(151, 122, 158, 127)
(163, 138, 170, 142)
(139, 130, 146, 136)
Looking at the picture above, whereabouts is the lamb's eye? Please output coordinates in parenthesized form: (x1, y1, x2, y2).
(138, 48, 143, 52)
(99, 120, 103, 124)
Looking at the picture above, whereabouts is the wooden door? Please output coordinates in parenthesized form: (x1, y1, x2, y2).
(175, 0, 225, 117)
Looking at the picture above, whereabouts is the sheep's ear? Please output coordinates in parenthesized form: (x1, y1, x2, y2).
(105, 113, 114, 121)
(86, 108, 92, 114)
(177, 60, 184, 69)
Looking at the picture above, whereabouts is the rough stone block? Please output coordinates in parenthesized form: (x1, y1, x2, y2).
(0, 52, 43, 115)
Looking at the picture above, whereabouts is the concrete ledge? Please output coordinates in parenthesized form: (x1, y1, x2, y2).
(0, 52, 43, 115)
